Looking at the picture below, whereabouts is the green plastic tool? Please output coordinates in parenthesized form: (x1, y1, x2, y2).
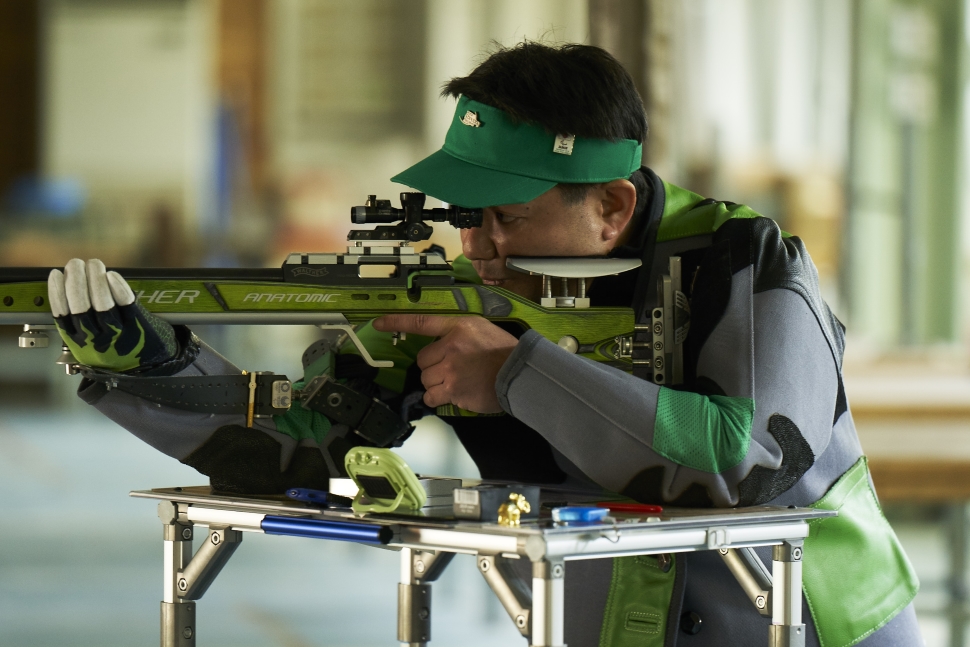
(344, 447, 426, 514)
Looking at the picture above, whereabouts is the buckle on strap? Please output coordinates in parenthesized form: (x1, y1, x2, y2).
(242, 370, 258, 427)
(80, 367, 293, 420)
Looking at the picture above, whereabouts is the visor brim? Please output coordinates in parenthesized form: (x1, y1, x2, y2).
(391, 149, 557, 208)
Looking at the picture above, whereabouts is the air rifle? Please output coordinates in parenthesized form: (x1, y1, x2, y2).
(1, 192, 684, 383)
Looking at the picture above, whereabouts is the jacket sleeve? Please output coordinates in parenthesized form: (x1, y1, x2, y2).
(80, 337, 338, 493)
(495, 217, 843, 507)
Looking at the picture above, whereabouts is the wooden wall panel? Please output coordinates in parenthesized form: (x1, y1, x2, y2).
(0, 0, 40, 196)
(218, 0, 268, 190)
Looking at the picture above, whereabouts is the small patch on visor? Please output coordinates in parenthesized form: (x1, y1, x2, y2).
(553, 134, 575, 155)
(461, 111, 482, 127)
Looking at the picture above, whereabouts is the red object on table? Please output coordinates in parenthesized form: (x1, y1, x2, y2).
(596, 502, 664, 514)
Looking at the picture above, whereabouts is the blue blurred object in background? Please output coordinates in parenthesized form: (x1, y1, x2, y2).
(2, 176, 87, 217)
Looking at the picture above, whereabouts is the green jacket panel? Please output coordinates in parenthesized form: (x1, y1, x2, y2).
(805, 457, 919, 647)
(599, 555, 678, 647)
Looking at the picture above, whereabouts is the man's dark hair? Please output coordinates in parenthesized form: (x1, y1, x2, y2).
(443, 42, 650, 215)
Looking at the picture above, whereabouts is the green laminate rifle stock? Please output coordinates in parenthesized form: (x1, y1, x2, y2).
(0, 192, 653, 374)
(0, 257, 637, 369)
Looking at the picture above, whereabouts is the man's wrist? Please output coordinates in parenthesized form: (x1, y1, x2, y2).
(120, 326, 200, 377)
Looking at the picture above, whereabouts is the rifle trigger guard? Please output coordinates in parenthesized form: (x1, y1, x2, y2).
(317, 324, 394, 369)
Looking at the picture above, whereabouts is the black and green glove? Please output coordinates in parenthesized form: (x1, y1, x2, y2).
(48, 258, 179, 372)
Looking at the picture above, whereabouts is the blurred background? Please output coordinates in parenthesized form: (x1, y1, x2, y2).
(2, 0, 970, 645)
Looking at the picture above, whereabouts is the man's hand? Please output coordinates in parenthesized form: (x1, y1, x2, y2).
(48, 258, 178, 372)
(372, 315, 519, 414)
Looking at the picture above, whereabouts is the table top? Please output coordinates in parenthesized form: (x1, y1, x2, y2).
(132, 486, 835, 560)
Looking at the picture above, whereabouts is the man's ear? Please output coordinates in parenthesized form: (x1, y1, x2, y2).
(599, 179, 637, 246)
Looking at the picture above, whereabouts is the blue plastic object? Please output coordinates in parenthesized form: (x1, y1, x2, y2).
(285, 488, 331, 505)
(285, 488, 353, 508)
(261, 516, 393, 544)
(551, 506, 609, 524)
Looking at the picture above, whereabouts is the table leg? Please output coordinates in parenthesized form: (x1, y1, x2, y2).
(531, 560, 565, 647)
(398, 547, 454, 646)
(769, 540, 805, 647)
(477, 555, 531, 636)
(159, 502, 196, 647)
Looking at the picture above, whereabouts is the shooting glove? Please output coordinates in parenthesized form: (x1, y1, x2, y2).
(48, 258, 179, 372)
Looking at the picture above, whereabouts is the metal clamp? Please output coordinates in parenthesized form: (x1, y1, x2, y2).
(706, 526, 728, 549)
(300, 374, 411, 447)
(616, 323, 655, 370)
(18, 323, 55, 348)
(241, 371, 292, 426)
(650, 256, 690, 385)
(399, 548, 455, 646)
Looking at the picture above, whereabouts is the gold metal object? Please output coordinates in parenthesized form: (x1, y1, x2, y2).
(497, 493, 532, 527)
(243, 370, 257, 427)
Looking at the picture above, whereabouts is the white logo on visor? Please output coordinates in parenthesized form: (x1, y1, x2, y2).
(461, 111, 482, 127)
(553, 134, 575, 155)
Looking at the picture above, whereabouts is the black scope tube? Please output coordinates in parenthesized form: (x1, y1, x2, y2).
(351, 205, 482, 228)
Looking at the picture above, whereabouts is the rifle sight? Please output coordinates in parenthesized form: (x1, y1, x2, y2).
(349, 192, 482, 243)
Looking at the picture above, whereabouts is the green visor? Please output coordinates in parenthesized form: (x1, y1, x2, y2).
(392, 96, 643, 208)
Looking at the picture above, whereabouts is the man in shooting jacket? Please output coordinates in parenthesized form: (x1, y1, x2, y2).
(50, 44, 922, 646)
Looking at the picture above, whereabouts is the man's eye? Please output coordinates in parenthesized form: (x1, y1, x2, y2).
(496, 212, 517, 224)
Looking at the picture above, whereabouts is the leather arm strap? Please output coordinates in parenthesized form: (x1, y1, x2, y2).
(79, 369, 292, 419)
(80, 368, 410, 447)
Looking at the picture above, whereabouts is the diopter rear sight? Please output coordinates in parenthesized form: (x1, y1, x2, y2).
(350, 192, 483, 243)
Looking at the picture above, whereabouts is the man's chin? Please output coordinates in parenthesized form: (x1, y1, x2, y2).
(473, 268, 540, 300)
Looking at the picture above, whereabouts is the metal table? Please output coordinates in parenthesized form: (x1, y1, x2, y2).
(132, 486, 835, 647)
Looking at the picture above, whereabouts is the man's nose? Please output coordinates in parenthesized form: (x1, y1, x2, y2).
(461, 210, 499, 260)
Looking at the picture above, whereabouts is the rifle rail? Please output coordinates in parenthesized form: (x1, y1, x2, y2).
(0, 267, 283, 284)
(1, 312, 352, 326)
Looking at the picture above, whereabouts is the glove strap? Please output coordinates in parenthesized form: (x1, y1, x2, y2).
(121, 326, 201, 377)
